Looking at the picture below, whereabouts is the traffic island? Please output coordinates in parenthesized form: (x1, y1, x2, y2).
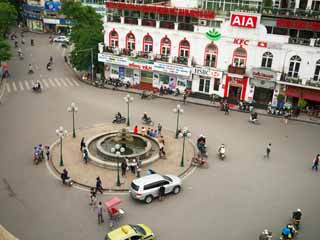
(48, 123, 196, 192)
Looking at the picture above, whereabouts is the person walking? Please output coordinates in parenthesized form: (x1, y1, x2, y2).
(141, 127, 146, 136)
(264, 143, 272, 159)
(97, 202, 104, 224)
(312, 154, 319, 171)
(183, 92, 187, 105)
(45, 146, 50, 160)
(159, 186, 165, 201)
(121, 159, 127, 176)
(130, 159, 137, 174)
(157, 123, 162, 136)
(283, 110, 290, 125)
(80, 137, 86, 151)
(133, 125, 138, 135)
(95, 177, 103, 194)
(224, 103, 230, 115)
(83, 148, 88, 164)
(89, 187, 97, 208)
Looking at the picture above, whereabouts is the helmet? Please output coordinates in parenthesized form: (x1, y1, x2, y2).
(297, 208, 301, 212)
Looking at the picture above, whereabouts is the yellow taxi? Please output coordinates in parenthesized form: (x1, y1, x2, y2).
(105, 224, 155, 240)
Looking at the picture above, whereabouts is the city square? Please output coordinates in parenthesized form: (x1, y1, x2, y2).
(1, 0, 320, 239)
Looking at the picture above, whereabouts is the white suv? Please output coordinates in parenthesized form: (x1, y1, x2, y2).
(53, 36, 70, 43)
(129, 173, 182, 204)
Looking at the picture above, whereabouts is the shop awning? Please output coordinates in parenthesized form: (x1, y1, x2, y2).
(286, 86, 320, 102)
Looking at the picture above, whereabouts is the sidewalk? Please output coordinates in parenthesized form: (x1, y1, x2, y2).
(49, 123, 196, 191)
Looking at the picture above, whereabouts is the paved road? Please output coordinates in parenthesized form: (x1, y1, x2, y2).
(0, 33, 320, 240)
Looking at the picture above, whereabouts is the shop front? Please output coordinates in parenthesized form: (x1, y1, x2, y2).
(23, 4, 43, 32)
(249, 68, 277, 107)
(192, 66, 223, 97)
(285, 85, 320, 105)
(224, 74, 249, 102)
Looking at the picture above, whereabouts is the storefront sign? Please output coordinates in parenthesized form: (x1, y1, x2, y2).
(233, 38, 249, 45)
(23, 4, 42, 11)
(128, 59, 153, 71)
(250, 68, 276, 81)
(59, 19, 73, 25)
(98, 53, 129, 65)
(251, 79, 275, 89)
(106, 2, 214, 19)
(23, 12, 41, 20)
(230, 13, 257, 29)
(276, 19, 320, 31)
(230, 77, 243, 87)
(153, 62, 191, 76)
(44, 1, 61, 12)
(193, 67, 222, 78)
(119, 66, 125, 79)
(43, 18, 59, 24)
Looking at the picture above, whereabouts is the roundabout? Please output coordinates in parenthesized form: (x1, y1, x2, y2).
(48, 123, 196, 191)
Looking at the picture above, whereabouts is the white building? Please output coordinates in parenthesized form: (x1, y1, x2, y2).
(99, 1, 320, 106)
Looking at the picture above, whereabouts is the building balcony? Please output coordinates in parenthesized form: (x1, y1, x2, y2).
(124, 17, 138, 25)
(178, 23, 194, 32)
(261, 7, 320, 20)
(159, 21, 174, 30)
(142, 19, 156, 27)
(288, 37, 311, 46)
(228, 65, 246, 75)
(107, 15, 121, 23)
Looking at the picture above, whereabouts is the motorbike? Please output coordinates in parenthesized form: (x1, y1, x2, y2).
(32, 85, 41, 93)
(249, 115, 259, 124)
(28, 69, 34, 74)
(61, 173, 73, 186)
(141, 90, 155, 100)
(191, 156, 209, 168)
(47, 63, 52, 71)
(174, 88, 181, 96)
(112, 116, 126, 124)
(218, 147, 225, 160)
(141, 117, 153, 125)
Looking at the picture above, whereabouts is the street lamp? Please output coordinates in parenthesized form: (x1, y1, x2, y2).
(178, 127, 191, 167)
(56, 126, 68, 166)
(67, 102, 78, 138)
(124, 94, 134, 126)
(173, 104, 184, 138)
(111, 144, 125, 187)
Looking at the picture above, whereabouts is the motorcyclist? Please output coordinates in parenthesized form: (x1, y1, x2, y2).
(281, 225, 293, 239)
(259, 229, 272, 240)
(28, 64, 33, 74)
(197, 135, 206, 154)
(18, 48, 22, 57)
(61, 169, 70, 185)
(250, 111, 258, 122)
(32, 81, 41, 91)
(292, 209, 302, 222)
(49, 56, 53, 63)
(30, 39, 34, 46)
(115, 112, 122, 120)
(218, 144, 226, 157)
(47, 62, 52, 70)
(142, 112, 151, 122)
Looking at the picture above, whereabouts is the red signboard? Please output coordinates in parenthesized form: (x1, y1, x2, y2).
(106, 1, 215, 19)
(276, 19, 320, 31)
(230, 13, 257, 28)
(233, 38, 249, 45)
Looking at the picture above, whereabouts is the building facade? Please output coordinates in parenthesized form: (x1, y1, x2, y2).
(99, 1, 320, 107)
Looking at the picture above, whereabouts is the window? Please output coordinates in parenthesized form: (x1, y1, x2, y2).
(160, 36, 171, 56)
(126, 32, 135, 50)
(143, 181, 163, 190)
(204, 43, 218, 67)
(199, 78, 210, 93)
(288, 55, 301, 78)
(109, 30, 118, 48)
(232, 47, 247, 67)
(261, 52, 273, 68)
(179, 39, 190, 58)
(313, 59, 320, 81)
(143, 34, 153, 53)
(131, 236, 142, 240)
(213, 78, 220, 91)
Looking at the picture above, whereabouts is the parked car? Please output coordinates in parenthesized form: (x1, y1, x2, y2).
(53, 36, 70, 43)
(129, 173, 182, 204)
(105, 224, 155, 240)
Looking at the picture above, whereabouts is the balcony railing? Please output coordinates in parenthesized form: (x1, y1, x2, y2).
(173, 56, 188, 65)
(159, 21, 174, 29)
(178, 23, 194, 32)
(228, 65, 246, 75)
(261, 7, 320, 20)
(107, 16, 121, 23)
(288, 37, 311, 46)
(124, 17, 138, 25)
(314, 39, 320, 47)
(142, 19, 156, 27)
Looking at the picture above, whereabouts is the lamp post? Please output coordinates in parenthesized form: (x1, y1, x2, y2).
(67, 102, 78, 138)
(56, 126, 68, 166)
(178, 127, 191, 167)
(173, 104, 184, 138)
(124, 94, 133, 126)
(111, 144, 125, 187)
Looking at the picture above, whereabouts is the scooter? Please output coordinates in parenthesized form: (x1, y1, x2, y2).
(218, 148, 225, 160)
(112, 116, 126, 124)
(249, 116, 259, 124)
(32, 85, 41, 93)
(191, 156, 209, 168)
(47, 63, 52, 71)
(28, 69, 34, 74)
(141, 117, 153, 125)
(61, 174, 73, 186)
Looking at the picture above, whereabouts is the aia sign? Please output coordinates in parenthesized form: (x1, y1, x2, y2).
(230, 14, 257, 29)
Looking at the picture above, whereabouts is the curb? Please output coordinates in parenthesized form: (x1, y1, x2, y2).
(67, 64, 320, 126)
(47, 127, 196, 193)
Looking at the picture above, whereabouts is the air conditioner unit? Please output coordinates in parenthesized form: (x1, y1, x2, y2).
(199, 19, 207, 26)
(131, 51, 137, 57)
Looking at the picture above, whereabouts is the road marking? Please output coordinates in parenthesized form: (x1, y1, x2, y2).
(24, 80, 30, 90)
(18, 81, 24, 91)
(42, 79, 50, 88)
(60, 78, 69, 87)
(71, 78, 80, 86)
(6, 83, 11, 93)
(64, 77, 74, 87)
(12, 82, 17, 92)
(54, 78, 61, 87)
(48, 78, 56, 87)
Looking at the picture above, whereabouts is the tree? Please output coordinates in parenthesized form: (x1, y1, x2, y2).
(61, 1, 104, 77)
(0, 1, 18, 38)
(0, 38, 11, 64)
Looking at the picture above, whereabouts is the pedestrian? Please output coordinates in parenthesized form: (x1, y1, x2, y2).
(159, 186, 165, 201)
(159, 135, 165, 145)
(264, 143, 272, 159)
(312, 154, 319, 171)
(153, 130, 158, 138)
(141, 127, 146, 136)
(209, 93, 214, 104)
(89, 187, 97, 207)
(159, 142, 166, 159)
(157, 123, 162, 136)
(224, 103, 229, 115)
(80, 137, 86, 151)
(97, 201, 104, 224)
(136, 165, 141, 178)
(159, 85, 164, 96)
(95, 177, 103, 194)
(147, 128, 151, 136)
(38, 144, 44, 161)
(283, 111, 290, 125)
(130, 159, 137, 174)
(133, 125, 138, 135)
(183, 92, 187, 105)
(45, 146, 50, 160)
(121, 159, 127, 176)
(83, 148, 88, 164)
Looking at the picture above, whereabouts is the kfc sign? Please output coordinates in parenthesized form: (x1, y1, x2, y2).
(230, 14, 257, 29)
(233, 38, 249, 45)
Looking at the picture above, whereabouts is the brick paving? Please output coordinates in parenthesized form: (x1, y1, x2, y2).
(50, 123, 196, 190)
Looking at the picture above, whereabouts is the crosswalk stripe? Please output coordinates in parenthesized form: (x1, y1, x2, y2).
(54, 78, 61, 87)
(71, 78, 80, 86)
(24, 80, 30, 90)
(42, 79, 50, 88)
(6, 83, 11, 93)
(18, 81, 24, 91)
(48, 78, 56, 87)
(60, 78, 69, 87)
(64, 78, 74, 87)
(12, 82, 17, 92)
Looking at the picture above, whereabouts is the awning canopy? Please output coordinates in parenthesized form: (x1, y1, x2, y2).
(286, 86, 320, 102)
